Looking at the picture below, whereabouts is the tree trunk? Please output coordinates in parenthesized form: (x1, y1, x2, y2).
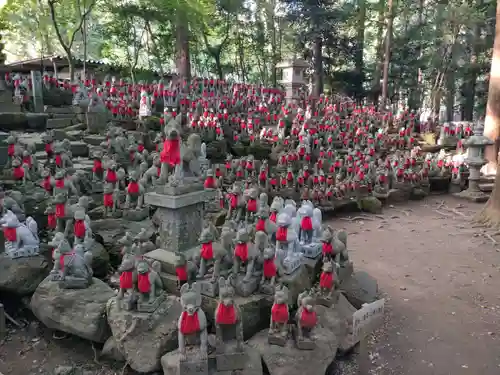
(214, 52, 223, 80)
(380, 0, 394, 109)
(67, 54, 75, 82)
(370, 0, 386, 104)
(408, 0, 424, 110)
(463, 13, 481, 121)
(355, 0, 366, 101)
(481, 0, 500, 177)
(313, 36, 323, 97)
(176, 10, 191, 81)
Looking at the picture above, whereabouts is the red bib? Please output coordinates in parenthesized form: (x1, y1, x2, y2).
(301, 217, 313, 231)
(137, 273, 151, 293)
(106, 170, 117, 183)
(176, 265, 188, 281)
(55, 203, 65, 218)
(179, 311, 200, 335)
(320, 272, 334, 289)
(230, 194, 238, 209)
(269, 212, 277, 223)
(92, 159, 103, 172)
(47, 214, 56, 229)
(3, 227, 17, 242)
(234, 243, 248, 262)
(55, 178, 64, 188)
(204, 176, 215, 189)
(127, 181, 139, 194)
(216, 304, 237, 325)
(59, 251, 74, 271)
(103, 193, 113, 207)
(276, 226, 288, 242)
(160, 138, 181, 166)
(13, 166, 24, 180)
(271, 303, 288, 323)
(263, 258, 277, 278)
(73, 220, 86, 238)
(55, 154, 62, 167)
(247, 199, 257, 212)
(255, 218, 266, 232)
(322, 242, 333, 255)
(200, 242, 213, 260)
(7, 144, 14, 156)
(43, 176, 52, 192)
(300, 309, 318, 328)
(120, 271, 134, 289)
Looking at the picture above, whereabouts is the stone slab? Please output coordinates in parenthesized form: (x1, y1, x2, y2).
(145, 189, 216, 209)
(47, 117, 73, 129)
(216, 341, 247, 371)
(45, 105, 75, 114)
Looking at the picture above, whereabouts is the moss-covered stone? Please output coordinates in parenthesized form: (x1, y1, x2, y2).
(357, 196, 382, 214)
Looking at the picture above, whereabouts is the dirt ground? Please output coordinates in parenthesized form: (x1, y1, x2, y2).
(1, 195, 500, 375)
(338, 196, 500, 375)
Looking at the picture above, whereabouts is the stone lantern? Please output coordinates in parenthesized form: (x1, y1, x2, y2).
(454, 120, 494, 202)
(276, 57, 308, 106)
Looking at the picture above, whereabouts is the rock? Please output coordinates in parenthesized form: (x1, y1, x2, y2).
(357, 196, 382, 214)
(212, 210, 227, 227)
(101, 336, 126, 362)
(0, 254, 50, 295)
(202, 294, 272, 339)
(47, 117, 73, 129)
(161, 345, 263, 375)
(54, 365, 75, 375)
(248, 305, 346, 375)
(31, 277, 114, 342)
(0, 112, 48, 132)
(247, 141, 272, 160)
(340, 271, 378, 309)
(280, 264, 313, 305)
(410, 187, 427, 200)
(205, 139, 227, 162)
(70, 141, 89, 158)
(107, 295, 181, 373)
(89, 241, 109, 278)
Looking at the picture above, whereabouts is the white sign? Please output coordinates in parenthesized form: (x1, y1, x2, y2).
(352, 298, 385, 342)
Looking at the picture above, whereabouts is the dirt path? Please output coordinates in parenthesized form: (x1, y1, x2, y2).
(334, 196, 500, 375)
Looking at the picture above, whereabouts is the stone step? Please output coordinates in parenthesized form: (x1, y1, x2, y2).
(47, 117, 73, 129)
(51, 113, 76, 119)
(33, 141, 88, 158)
(83, 135, 106, 146)
(44, 105, 75, 114)
(478, 183, 494, 192)
(158, 272, 178, 295)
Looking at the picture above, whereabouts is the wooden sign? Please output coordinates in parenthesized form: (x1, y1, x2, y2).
(352, 298, 385, 342)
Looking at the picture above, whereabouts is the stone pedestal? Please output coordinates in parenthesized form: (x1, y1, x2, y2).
(145, 186, 216, 252)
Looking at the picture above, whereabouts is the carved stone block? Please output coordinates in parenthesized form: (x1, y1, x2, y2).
(117, 295, 136, 311)
(137, 292, 166, 313)
(268, 331, 287, 346)
(293, 326, 316, 350)
(199, 279, 218, 297)
(233, 274, 259, 297)
(216, 341, 247, 371)
(300, 242, 321, 259)
(178, 347, 208, 375)
(259, 283, 275, 295)
(122, 206, 149, 222)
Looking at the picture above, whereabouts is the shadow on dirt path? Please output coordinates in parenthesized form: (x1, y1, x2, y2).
(331, 196, 500, 375)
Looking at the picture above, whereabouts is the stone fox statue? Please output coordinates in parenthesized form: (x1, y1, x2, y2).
(215, 276, 244, 350)
(178, 282, 208, 361)
(1, 210, 39, 258)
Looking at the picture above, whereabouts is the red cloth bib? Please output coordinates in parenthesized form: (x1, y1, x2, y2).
(259, 171, 267, 181)
(55, 178, 64, 189)
(160, 138, 181, 166)
(106, 170, 117, 183)
(73, 220, 86, 238)
(22, 156, 32, 167)
(230, 194, 238, 209)
(300, 309, 318, 328)
(176, 265, 188, 281)
(320, 272, 334, 289)
(13, 166, 24, 180)
(55, 203, 65, 218)
(216, 304, 237, 325)
(103, 193, 113, 207)
(179, 311, 200, 335)
(263, 258, 277, 278)
(322, 242, 333, 255)
(200, 242, 213, 260)
(247, 199, 257, 212)
(137, 273, 151, 293)
(55, 154, 62, 167)
(127, 181, 139, 194)
(120, 271, 134, 289)
(92, 159, 103, 172)
(43, 176, 52, 192)
(276, 226, 288, 242)
(59, 251, 74, 271)
(301, 217, 313, 231)
(204, 176, 215, 189)
(255, 218, 266, 232)
(47, 214, 56, 229)
(7, 144, 14, 156)
(269, 212, 277, 223)
(234, 243, 248, 262)
(271, 303, 288, 323)
(3, 227, 16, 242)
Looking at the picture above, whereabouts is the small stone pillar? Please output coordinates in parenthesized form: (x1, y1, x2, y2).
(30, 70, 44, 113)
(144, 184, 216, 292)
(276, 58, 308, 106)
(454, 121, 493, 202)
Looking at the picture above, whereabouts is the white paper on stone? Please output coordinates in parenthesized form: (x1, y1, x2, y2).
(352, 298, 385, 343)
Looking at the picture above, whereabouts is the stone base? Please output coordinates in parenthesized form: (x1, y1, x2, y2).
(234, 273, 259, 297)
(268, 331, 288, 346)
(179, 347, 209, 375)
(117, 295, 136, 311)
(154, 181, 205, 196)
(453, 189, 490, 203)
(292, 326, 316, 350)
(259, 282, 275, 295)
(122, 206, 149, 221)
(216, 341, 246, 371)
(92, 181, 104, 194)
(137, 292, 166, 313)
(199, 278, 218, 297)
(50, 272, 92, 289)
(448, 182, 463, 194)
(300, 242, 321, 259)
(5, 247, 39, 259)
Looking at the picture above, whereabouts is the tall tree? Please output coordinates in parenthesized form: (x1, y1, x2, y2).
(380, 0, 394, 108)
(475, 0, 500, 226)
